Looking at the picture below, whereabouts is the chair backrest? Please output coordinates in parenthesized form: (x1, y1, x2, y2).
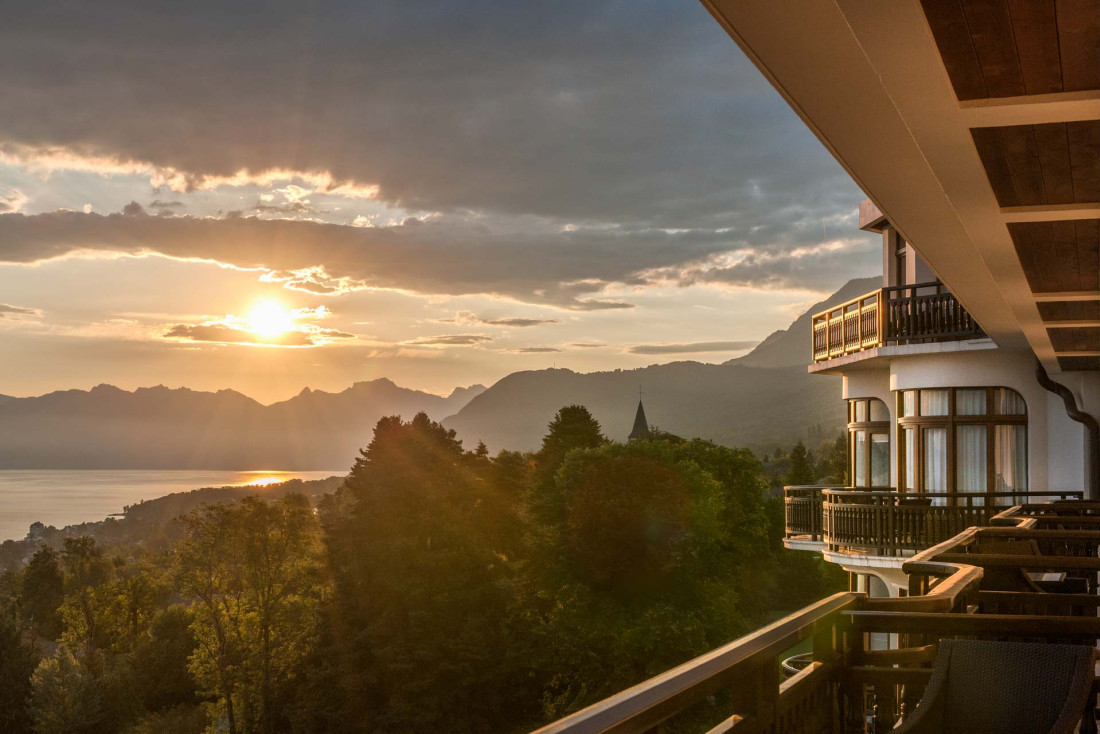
(935, 639, 1094, 733)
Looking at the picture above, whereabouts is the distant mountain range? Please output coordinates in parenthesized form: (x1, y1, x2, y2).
(0, 380, 485, 470)
(0, 277, 877, 468)
(444, 277, 878, 452)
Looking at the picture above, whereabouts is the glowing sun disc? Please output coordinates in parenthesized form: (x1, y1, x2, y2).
(249, 301, 295, 339)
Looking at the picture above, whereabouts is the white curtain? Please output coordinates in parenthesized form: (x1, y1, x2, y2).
(923, 427, 947, 505)
(956, 389, 986, 416)
(905, 428, 916, 492)
(871, 433, 889, 487)
(956, 425, 987, 505)
(854, 430, 867, 487)
(869, 399, 889, 422)
(994, 424, 1027, 502)
(902, 391, 916, 417)
(920, 389, 949, 416)
(995, 389, 1027, 415)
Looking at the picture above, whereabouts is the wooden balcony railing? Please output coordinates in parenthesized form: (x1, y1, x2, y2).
(822, 490, 1084, 556)
(782, 485, 828, 541)
(811, 281, 985, 362)
(535, 501, 1100, 734)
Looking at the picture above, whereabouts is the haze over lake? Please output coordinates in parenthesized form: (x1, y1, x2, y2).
(0, 470, 343, 542)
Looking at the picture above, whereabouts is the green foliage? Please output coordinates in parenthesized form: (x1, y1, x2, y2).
(785, 440, 816, 486)
(132, 606, 198, 712)
(21, 546, 64, 640)
(821, 434, 848, 485)
(28, 646, 103, 734)
(0, 613, 38, 732)
(178, 495, 325, 734)
(325, 412, 534, 733)
(529, 439, 770, 719)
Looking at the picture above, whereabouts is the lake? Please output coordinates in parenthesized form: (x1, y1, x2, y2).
(0, 470, 344, 542)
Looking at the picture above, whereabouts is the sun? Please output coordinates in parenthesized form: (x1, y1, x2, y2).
(248, 301, 295, 339)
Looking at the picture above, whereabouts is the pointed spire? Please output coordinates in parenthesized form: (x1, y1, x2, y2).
(628, 399, 649, 441)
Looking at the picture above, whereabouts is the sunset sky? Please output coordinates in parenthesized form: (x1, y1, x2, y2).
(0, 0, 878, 403)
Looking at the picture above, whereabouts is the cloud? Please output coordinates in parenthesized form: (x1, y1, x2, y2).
(0, 187, 27, 213)
(149, 199, 184, 210)
(441, 310, 558, 327)
(628, 340, 757, 355)
(0, 0, 863, 236)
(164, 305, 355, 347)
(0, 303, 41, 322)
(567, 342, 607, 349)
(404, 334, 492, 346)
(507, 346, 561, 353)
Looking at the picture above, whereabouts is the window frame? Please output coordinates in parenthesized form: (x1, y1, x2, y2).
(847, 397, 891, 489)
(895, 387, 1027, 500)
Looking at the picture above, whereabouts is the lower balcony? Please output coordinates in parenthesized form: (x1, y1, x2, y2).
(535, 500, 1100, 734)
(784, 486, 1084, 557)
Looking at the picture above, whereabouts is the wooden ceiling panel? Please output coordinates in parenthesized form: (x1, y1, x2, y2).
(1056, 0, 1100, 92)
(1038, 301, 1100, 320)
(923, 0, 1100, 100)
(1009, 0, 1063, 94)
(1059, 356, 1100, 370)
(972, 122, 1100, 206)
(1048, 325, 1100, 351)
(1009, 220, 1100, 293)
(921, 0, 989, 99)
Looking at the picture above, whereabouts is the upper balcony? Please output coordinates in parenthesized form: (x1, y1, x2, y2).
(811, 281, 985, 364)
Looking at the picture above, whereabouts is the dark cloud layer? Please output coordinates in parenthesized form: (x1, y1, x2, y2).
(165, 322, 354, 346)
(0, 210, 877, 308)
(405, 334, 492, 346)
(628, 340, 757, 355)
(0, 0, 863, 235)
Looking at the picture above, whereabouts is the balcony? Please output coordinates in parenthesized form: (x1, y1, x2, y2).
(811, 281, 985, 363)
(534, 500, 1100, 734)
(784, 487, 1084, 556)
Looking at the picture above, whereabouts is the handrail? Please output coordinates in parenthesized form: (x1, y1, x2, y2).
(529, 592, 861, 734)
(820, 490, 1084, 556)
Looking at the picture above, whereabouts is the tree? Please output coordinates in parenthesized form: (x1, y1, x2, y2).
(821, 434, 848, 485)
(132, 606, 198, 713)
(0, 613, 38, 732)
(785, 440, 817, 486)
(530, 440, 757, 720)
(20, 546, 64, 640)
(58, 537, 111, 660)
(536, 406, 605, 479)
(324, 413, 533, 732)
(28, 647, 103, 734)
(178, 495, 324, 734)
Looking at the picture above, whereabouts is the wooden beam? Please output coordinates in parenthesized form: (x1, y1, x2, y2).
(1002, 203, 1100, 222)
(1054, 350, 1100, 357)
(961, 89, 1100, 127)
(1044, 320, 1100, 327)
(1033, 291, 1100, 302)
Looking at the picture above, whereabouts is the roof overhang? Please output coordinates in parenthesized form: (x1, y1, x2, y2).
(700, 0, 1100, 376)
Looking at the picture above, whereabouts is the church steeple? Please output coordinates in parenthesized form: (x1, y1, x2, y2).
(628, 390, 650, 441)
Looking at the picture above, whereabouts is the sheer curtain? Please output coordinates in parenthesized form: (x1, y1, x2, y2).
(854, 431, 867, 487)
(995, 424, 1027, 503)
(923, 428, 946, 505)
(956, 425, 987, 505)
(956, 389, 986, 415)
(871, 433, 889, 487)
(995, 389, 1027, 415)
(920, 389, 949, 416)
(905, 428, 916, 492)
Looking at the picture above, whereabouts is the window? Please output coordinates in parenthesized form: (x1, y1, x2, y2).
(848, 398, 890, 488)
(896, 387, 1027, 504)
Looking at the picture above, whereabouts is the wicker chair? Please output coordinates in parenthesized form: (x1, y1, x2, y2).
(893, 639, 1096, 733)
